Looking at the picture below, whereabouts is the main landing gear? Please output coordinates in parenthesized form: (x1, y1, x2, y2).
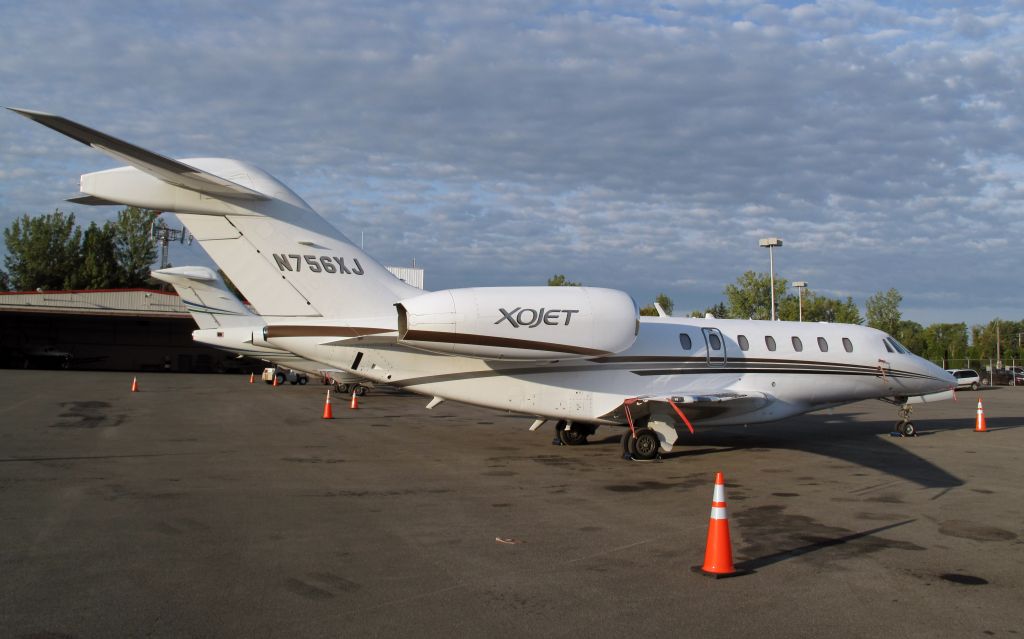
(551, 420, 597, 446)
(620, 418, 661, 461)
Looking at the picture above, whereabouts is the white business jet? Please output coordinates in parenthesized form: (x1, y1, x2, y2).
(151, 265, 369, 393)
(11, 108, 956, 460)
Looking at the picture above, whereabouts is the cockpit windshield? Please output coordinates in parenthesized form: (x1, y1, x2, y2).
(885, 336, 908, 354)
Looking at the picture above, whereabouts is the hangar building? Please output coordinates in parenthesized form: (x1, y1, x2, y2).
(0, 266, 425, 372)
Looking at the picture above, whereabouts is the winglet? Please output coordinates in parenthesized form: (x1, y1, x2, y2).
(8, 107, 268, 201)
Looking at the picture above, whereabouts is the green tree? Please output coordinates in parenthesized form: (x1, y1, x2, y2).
(968, 319, 1024, 365)
(783, 291, 863, 324)
(921, 322, 968, 365)
(76, 221, 119, 289)
(639, 293, 674, 316)
(689, 302, 728, 319)
(656, 293, 674, 316)
(547, 274, 581, 286)
(0, 270, 9, 291)
(895, 320, 925, 355)
(2, 210, 82, 290)
(112, 207, 159, 286)
(865, 288, 902, 335)
(725, 271, 791, 320)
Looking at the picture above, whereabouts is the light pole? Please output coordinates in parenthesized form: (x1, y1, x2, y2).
(793, 281, 807, 322)
(759, 237, 783, 321)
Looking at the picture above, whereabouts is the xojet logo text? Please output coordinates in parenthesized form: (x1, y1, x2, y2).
(495, 307, 580, 328)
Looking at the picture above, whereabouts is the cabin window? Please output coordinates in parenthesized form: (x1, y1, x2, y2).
(679, 333, 692, 350)
(883, 340, 894, 353)
(708, 332, 722, 351)
(765, 336, 777, 351)
(817, 337, 828, 352)
(792, 336, 803, 352)
(842, 337, 853, 352)
(738, 335, 749, 351)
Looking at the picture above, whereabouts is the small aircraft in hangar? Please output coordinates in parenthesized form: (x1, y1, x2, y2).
(11, 107, 956, 460)
(151, 265, 370, 395)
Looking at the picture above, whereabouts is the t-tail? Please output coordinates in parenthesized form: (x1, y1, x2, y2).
(8, 108, 421, 321)
(12, 108, 641, 363)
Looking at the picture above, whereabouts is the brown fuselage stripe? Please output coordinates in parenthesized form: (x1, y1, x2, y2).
(266, 325, 394, 338)
(402, 329, 610, 356)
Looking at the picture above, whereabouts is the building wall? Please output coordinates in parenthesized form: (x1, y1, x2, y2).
(0, 312, 257, 373)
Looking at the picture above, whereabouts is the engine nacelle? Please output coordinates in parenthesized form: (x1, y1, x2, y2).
(396, 287, 638, 360)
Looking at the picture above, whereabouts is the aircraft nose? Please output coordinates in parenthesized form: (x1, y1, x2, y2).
(933, 361, 956, 389)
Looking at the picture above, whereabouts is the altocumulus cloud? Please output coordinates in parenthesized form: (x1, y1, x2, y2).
(1, 0, 1023, 324)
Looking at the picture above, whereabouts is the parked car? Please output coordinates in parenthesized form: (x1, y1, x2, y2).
(945, 369, 980, 391)
(261, 367, 309, 385)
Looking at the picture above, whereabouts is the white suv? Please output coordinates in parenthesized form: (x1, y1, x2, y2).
(946, 369, 980, 391)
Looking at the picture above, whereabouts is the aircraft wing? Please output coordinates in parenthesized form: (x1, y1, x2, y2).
(8, 108, 268, 201)
(600, 391, 772, 429)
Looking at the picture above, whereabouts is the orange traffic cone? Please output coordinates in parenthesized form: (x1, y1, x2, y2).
(249, 372, 255, 384)
(272, 374, 279, 387)
(694, 472, 736, 578)
(350, 390, 359, 410)
(130, 377, 138, 393)
(322, 389, 334, 419)
(975, 398, 987, 432)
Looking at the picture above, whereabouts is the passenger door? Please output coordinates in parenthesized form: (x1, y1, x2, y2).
(702, 327, 726, 367)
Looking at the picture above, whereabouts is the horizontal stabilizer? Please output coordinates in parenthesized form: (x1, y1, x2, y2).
(66, 194, 121, 206)
(8, 108, 268, 201)
(152, 265, 253, 329)
(152, 265, 218, 283)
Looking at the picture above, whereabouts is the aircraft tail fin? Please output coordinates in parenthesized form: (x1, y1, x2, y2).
(13, 108, 422, 320)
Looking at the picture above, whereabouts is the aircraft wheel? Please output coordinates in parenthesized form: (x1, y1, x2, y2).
(900, 421, 916, 437)
(620, 431, 632, 457)
(631, 428, 660, 461)
(337, 383, 350, 394)
(354, 385, 367, 397)
(558, 425, 589, 446)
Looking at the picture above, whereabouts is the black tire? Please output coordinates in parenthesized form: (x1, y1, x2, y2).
(276, 373, 286, 385)
(337, 383, 350, 394)
(558, 425, 589, 446)
(298, 375, 308, 386)
(354, 385, 367, 397)
(970, 382, 978, 391)
(901, 421, 916, 437)
(631, 427, 660, 461)
(620, 431, 632, 457)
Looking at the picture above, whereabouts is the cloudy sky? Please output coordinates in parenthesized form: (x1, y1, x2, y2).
(2, 1, 1022, 326)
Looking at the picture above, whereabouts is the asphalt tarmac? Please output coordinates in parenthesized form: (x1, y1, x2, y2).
(1, 370, 1022, 638)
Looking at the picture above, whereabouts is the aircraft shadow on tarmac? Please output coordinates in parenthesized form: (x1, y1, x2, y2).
(731, 519, 916, 574)
(588, 409, 993, 489)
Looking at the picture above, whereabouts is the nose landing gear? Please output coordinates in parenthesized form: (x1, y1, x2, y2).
(892, 404, 916, 437)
